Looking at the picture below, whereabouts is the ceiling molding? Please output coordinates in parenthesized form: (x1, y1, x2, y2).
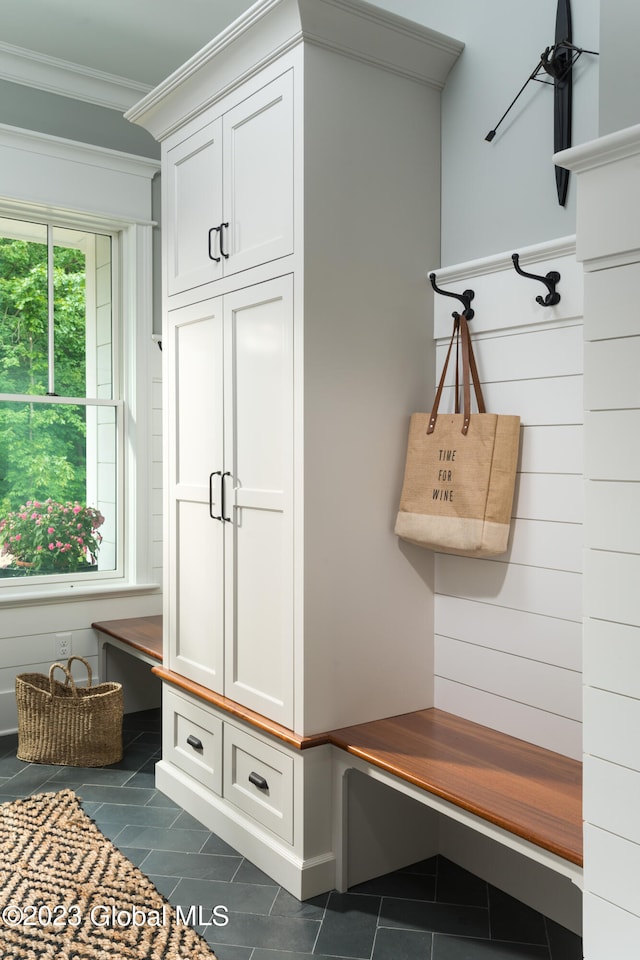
(0, 40, 151, 111)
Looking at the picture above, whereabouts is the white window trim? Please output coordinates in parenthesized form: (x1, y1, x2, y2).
(0, 124, 160, 606)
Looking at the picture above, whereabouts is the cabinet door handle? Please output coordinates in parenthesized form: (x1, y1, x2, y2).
(221, 471, 232, 522)
(186, 734, 203, 751)
(248, 771, 269, 791)
(209, 471, 222, 521)
(219, 222, 230, 260)
(208, 226, 221, 262)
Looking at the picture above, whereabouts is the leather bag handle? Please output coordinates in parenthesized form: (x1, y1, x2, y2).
(428, 314, 485, 435)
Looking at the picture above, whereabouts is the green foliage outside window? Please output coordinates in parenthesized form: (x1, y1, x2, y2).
(0, 236, 88, 514)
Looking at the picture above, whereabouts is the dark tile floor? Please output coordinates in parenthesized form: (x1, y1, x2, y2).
(0, 709, 583, 960)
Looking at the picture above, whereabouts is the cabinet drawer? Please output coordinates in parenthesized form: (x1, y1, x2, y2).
(163, 688, 222, 793)
(223, 724, 294, 843)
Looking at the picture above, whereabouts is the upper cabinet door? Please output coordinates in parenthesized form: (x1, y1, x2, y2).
(166, 118, 224, 296)
(165, 71, 294, 298)
(222, 70, 294, 278)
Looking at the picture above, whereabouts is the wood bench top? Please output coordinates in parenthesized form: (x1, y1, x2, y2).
(91, 617, 581, 867)
(329, 708, 583, 867)
(92, 615, 163, 662)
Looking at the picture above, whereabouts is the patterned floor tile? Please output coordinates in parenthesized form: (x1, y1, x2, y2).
(0, 711, 583, 960)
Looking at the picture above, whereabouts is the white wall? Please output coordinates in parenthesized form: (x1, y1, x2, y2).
(369, 0, 600, 265)
(429, 239, 584, 759)
(599, 0, 640, 136)
(558, 128, 640, 959)
(0, 0, 602, 265)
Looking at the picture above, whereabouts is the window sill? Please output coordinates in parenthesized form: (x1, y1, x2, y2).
(0, 578, 161, 608)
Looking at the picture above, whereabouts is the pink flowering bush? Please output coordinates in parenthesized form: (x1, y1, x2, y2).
(0, 499, 104, 572)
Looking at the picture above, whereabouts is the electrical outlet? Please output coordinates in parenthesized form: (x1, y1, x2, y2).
(55, 632, 72, 659)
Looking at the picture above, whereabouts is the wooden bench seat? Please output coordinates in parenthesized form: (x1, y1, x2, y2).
(92, 615, 163, 664)
(91, 616, 581, 893)
(92, 615, 163, 690)
(330, 707, 582, 893)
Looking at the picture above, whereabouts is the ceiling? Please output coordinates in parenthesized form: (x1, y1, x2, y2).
(1, 0, 257, 88)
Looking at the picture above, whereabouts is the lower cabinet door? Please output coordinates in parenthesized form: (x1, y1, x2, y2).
(163, 688, 223, 794)
(223, 723, 294, 844)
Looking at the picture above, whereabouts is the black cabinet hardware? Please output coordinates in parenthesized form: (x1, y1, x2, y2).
(186, 734, 203, 751)
(248, 771, 268, 790)
(209, 471, 222, 521)
(221, 471, 232, 522)
(208, 226, 221, 262)
(219, 222, 230, 259)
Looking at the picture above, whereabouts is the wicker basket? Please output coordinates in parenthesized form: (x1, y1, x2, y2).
(16, 656, 123, 766)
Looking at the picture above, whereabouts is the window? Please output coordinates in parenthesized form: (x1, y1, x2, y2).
(0, 216, 121, 581)
(0, 125, 160, 598)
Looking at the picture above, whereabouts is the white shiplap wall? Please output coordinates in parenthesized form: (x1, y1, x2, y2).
(430, 238, 583, 761)
(558, 126, 640, 959)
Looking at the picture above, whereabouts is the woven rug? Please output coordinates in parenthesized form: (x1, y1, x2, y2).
(0, 789, 217, 958)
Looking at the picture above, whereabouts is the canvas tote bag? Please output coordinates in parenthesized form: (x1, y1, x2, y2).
(395, 314, 520, 557)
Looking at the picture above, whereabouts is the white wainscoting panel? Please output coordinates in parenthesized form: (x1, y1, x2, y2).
(585, 410, 640, 481)
(435, 637, 581, 719)
(584, 551, 640, 627)
(558, 116, 640, 960)
(436, 557, 582, 622)
(434, 678, 582, 760)
(441, 376, 583, 426)
(583, 892, 640, 960)
(518, 424, 582, 474)
(430, 240, 583, 756)
(502, 518, 582, 571)
(512, 473, 583, 524)
(584, 824, 640, 920)
(435, 595, 581, 670)
(584, 260, 640, 341)
(0, 593, 161, 734)
(583, 687, 640, 771)
(584, 756, 640, 848)
(585, 481, 640, 553)
(583, 618, 640, 699)
(584, 336, 640, 410)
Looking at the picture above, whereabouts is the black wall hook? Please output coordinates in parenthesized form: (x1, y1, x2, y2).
(511, 253, 561, 307)
(429, 273, 475, 320)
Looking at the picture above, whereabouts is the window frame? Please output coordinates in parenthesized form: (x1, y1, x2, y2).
(0, 125, 160, 604)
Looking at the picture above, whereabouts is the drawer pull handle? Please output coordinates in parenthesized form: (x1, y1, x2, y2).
(186, 734, 203, 751)
(248, 771, 268, 791)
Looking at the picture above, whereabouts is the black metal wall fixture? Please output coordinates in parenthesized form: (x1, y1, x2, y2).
(484, 0, 598, 206)
(511, 253, 561, 307)
(429, 272, 475, 320)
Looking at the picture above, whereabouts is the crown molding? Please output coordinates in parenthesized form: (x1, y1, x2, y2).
(555, 123, 640, 173)
(0, 122, 159, 177)
(0, 40, 151, 112)
(127, 0, 463, 139)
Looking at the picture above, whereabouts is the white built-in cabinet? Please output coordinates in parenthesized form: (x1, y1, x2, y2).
(127, 0, 462, 898)
(167, 277, 294, 723)
(165, 72, 294, 295)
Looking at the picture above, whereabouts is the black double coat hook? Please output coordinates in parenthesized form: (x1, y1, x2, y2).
(511, 254, 561, 307)
(429, 273, 475, 320)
